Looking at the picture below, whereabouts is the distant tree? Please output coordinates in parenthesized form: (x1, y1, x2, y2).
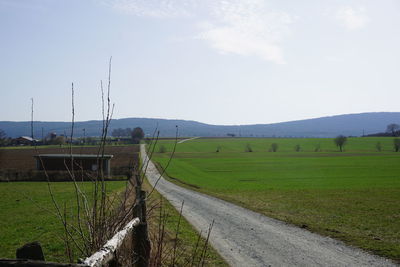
(386, 124, 400, 136)
(334, 135, 347, 152)
(375, 142, 382, 152)
(0, 129, 5, 139)
(85, 136, 97, 145)
(111, 128, 121, 137)
(245, 144, 253, 152)
(131, 127, 144, 144)
(158, 145, 167, 153)
(0, 129, 7, 146)
(112, 128, 132, 137)
(270, 143, 278, 152)
(43, 132, 57, 145)
(52, 136, 65, 145)
(294, 144, 301, 152)
(227, 133, 236, 137)
(394, 138, 400, 152)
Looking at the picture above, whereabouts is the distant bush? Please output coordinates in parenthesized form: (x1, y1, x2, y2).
(375, 142, 382, 152)
(158, 145, 167, 153)
(394, 138, 400, 152)
(314, 144, 321, 152)
(245, 144, 253, 152)
(270, 143, 278, 152)
(294, 144, 301, 152)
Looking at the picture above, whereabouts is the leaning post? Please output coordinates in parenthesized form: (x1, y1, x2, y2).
(132, 172, 150, 267)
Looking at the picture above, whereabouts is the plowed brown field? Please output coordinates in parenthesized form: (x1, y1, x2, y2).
(0, 145, 139, 171)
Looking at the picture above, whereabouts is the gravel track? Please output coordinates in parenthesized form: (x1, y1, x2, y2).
(141, 145, 396, 267)
(177, 137, 200, 144)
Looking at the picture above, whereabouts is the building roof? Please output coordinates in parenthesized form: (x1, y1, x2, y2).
(19, 136, 40, 142)
(34, 154, 113, 159)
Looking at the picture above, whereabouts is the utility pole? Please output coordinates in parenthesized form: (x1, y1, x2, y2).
(30, 98, 34, 140)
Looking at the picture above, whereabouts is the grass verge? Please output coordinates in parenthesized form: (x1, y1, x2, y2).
(0, 181, 127, 262)
(143, 178, 228, 266)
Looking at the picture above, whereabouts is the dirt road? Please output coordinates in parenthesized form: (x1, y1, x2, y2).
(141, 145, 396, 266)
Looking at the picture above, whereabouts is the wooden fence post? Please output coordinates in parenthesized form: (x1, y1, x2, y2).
(132, 174, 150, 267)
(16, 241, 45, 261)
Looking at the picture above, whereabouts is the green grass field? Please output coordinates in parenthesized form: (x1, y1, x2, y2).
(0, 181, 127, 262)
(153, 137, 400, 261)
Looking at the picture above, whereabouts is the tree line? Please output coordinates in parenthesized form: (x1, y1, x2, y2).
(0, 127, 145, 146)
(366, 123, 400, 137)
(112, 127, 144, 144)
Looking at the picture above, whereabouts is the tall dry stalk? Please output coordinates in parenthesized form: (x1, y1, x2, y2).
(146, 197, 214, 267)
(30, 58, 135, 263)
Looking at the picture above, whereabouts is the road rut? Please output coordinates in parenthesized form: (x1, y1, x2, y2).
(141, 145, 396, 266)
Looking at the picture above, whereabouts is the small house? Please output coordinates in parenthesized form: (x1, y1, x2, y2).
(34, 154, 114, 176)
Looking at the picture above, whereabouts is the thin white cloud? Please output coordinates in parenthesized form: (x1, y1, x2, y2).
(105, 0, 293, 64)
(336, 6, 368, 30)
(196, 0, 292, 64)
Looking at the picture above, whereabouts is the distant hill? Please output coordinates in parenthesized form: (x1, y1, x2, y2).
(0, 112, 399, 138)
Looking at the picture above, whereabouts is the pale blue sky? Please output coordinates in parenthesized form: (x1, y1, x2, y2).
(1, 0, 399, 125)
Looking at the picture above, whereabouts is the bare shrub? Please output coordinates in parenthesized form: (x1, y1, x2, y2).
(31, 59, 140, 263)
(28, 59, 207, 266)
(375, 142, 382, 152)
(270, 143, 278, 152)
(245, 144, 253, 152)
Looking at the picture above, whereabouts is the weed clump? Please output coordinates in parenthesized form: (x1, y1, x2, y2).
(375, 142, 382, 152)
(159, 145, 167, 153)
(245, 144, 253, 152)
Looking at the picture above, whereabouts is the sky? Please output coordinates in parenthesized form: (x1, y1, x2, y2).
(0, 0, 399, 125)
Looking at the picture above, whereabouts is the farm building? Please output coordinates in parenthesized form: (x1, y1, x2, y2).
(13, 136, 40, 146)
(34, 154, 114, 176)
